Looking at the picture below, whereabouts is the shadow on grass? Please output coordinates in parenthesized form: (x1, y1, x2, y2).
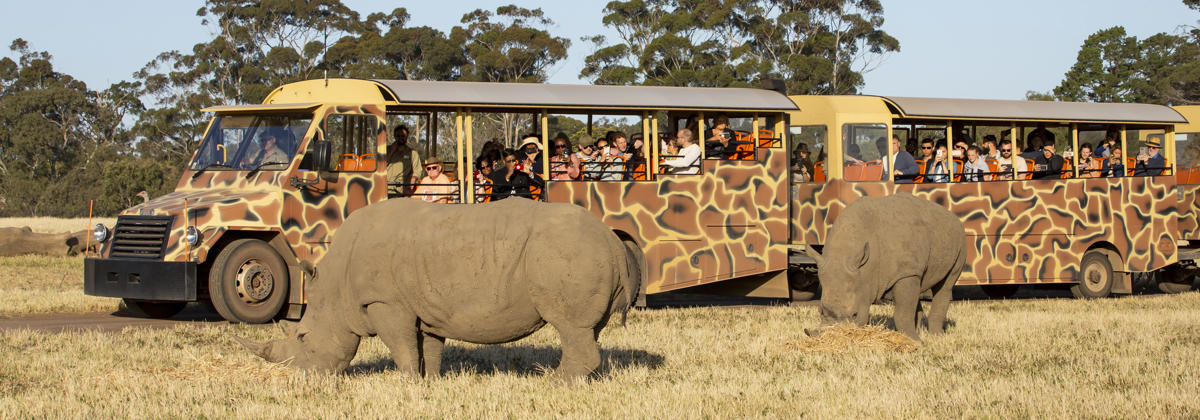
(348, 345, 665, 377)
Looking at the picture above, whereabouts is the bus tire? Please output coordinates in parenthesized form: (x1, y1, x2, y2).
(208, 238, 289, 324)
(981, 284, 1019, 299)
(121, 299, 186, 319)
(1157, 266, 1198, 294)
(1072, 250, 1113, 299)
(788, 268, 821, 302)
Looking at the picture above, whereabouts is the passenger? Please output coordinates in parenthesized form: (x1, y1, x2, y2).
(905, 138, 918, 157)
(574, 136, 596, 180)
(1077, 143, 1100, 178)
(474, 157, 494, 202)
(886, 135, 920, 183)
(1027, 124, 1056, 149)
(705, 115, 736, 159)
(1032, 144, 1065, 180)
(548, 136, 582, 180)
(489, 149, 537, 200)
(918, 138, 934, 163)
(625, 136, 647, 180)
(386, 125, 423, 197)
(981, 135, 999, 160)
(845, 143, 864, 165)
(962, 146, 989, 182)
(1101, 148, 1126, 177)
(1134, 138, 1166, 176)
(412, 157, 457, 204)
(924, 143, 952, 183)
(793, 143, 814, 182)
(596, 136, 625, 181)
(662, 128, 702, 174)
(1095, 129, 1120, 157)
(517, 136, 542, 176)
(952, 139, 970, 160)
(611, 131, 632, 159)
(1020, 132, 1046, 160)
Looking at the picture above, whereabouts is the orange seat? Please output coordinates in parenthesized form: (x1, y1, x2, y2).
(359, 153, 377, 172)
(756, 129, 777, 147)
(632, 163, 647, 180)
(1060, 158, 1073, 179)
(984, 158, 999, 181)
(731, 131, 755, 160)
(1127, 157, 1137, 176)
(914, 159, 926, 183)
(1178, 165, 1191, 184)
(1189, 166, 1200, 184)
(529, 185, 542, 201)
(861, 162, 884, 181)
(1023, 158, 1035, 180)
(952, 159, 964, 182)
(338, 153, 359, 171)
(814, 161, 826, 182)
(844, 162, 865, 181)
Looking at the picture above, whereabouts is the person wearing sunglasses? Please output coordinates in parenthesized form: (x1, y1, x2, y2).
(517, 136, 543, 177)
(412, 156, 456, 204)
(488, 149, 538, 200)
(548, 134, 581, 180)
(994, 139, 1027, 181)
(1134, 138, 1166, 176)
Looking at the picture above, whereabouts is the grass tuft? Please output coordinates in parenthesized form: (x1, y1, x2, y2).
(786, 324, 918, 353)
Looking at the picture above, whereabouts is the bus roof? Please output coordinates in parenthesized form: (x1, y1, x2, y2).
(881, 96, 1187, 124)
(370, 79, 799, 112)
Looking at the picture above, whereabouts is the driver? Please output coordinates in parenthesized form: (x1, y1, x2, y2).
(241, 131, 289, 167)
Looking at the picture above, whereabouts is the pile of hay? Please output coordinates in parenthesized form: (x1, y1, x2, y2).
(787, 324, 918, 354)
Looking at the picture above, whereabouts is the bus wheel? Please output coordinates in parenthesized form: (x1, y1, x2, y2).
(208, 239, 289, 323)
(121, 299, 186, 319)
(788, 268, 821, 302)
(981, 285, 1019, 299)
(1157, 266, 1198, 294)
(1072, 251, 1113, 299)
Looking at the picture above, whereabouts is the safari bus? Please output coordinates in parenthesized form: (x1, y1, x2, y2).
(786, 96, 1198, 299)
(84, 78, 800, 323)
(83, 77, 1200, 323)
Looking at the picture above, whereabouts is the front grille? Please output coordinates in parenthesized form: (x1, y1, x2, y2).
(109, 216, 173, 260)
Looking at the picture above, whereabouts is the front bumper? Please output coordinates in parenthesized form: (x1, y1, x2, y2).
(84, 258, 198, 301)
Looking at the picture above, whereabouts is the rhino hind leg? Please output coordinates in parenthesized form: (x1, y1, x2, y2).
(891, 276, 922, 341)
(926, 277, 954, 334)
(552, 324, 602, 379)
(365, 303, 422, 377)
(419, 332, 445, 378)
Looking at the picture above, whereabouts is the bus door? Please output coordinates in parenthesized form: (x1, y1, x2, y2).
(283, 106, 388, 262)
(788, 124, 833, 244)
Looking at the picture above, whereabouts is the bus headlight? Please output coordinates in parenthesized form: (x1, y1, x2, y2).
(92, 224, 109, 243)
(185, 226, 201, 246)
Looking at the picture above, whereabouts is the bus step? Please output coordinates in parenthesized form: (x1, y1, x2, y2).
(789, 254, 816, 265)
(1178, 248, 1200, 263)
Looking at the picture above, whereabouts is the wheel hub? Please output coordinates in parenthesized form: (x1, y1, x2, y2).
(1083, 264, 1107, 291)
(235, 259, 274, 304)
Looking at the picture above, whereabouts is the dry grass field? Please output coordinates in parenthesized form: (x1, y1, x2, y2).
(0, 217, 115, 234)
(1, 253, 1200, 417)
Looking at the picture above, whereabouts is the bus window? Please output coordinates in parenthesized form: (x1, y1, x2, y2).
(1128, 129, 1169, 177)
(789, 125, 826, 183)
(324, 114, 377, 172)
(1177, 132, 1200, 183)
(842, 124, 887, 182)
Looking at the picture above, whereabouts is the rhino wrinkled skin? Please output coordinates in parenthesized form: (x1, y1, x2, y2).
(239, 198, 643, 379)
(806, 193, 966, 340)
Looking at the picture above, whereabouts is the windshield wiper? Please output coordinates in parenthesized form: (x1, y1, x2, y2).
(244, 161, 290, 178)
(191, 163, 232, 179)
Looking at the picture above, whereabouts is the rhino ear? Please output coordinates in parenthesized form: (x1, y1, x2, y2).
(845, 242, 869, 273)
(279, 320, 310, 340)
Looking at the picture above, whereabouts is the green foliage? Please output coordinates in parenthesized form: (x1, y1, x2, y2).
(454, 5, 570, 83)
(580, 0, 899, 94)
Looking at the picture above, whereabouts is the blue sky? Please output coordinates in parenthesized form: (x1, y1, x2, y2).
(1, 1, 1196, 100)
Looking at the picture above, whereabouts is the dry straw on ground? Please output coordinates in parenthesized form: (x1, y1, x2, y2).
(786, 324, 918, 353)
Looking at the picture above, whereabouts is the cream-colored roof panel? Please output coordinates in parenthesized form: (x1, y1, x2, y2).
(371, 79, 798, 111)
(883, 96, 1187, 124)
(202, 103, 321, 113)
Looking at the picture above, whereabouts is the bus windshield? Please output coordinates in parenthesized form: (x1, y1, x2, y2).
(190, 114, 313, 171)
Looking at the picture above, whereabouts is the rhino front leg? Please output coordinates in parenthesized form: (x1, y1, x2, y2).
(365, 303, 422, 377)
(552, 324, 601, 379)
(420, 332, 445, 378)
(891, 276, 922, 341)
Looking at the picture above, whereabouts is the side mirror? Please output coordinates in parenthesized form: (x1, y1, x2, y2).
(312, 140, 332, 171)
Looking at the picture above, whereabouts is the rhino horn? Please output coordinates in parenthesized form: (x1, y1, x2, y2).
(804, 246, 825, 266)
(235, 336, 271, 359)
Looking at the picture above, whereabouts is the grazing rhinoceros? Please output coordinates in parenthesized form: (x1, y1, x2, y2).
(805, 193, 965, 341)
(0, 227, 91, 257)
(238, 198, 643, 379)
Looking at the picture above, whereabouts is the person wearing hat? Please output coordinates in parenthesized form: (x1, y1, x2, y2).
(517, 136, 543, 177)
(1134, 138, 1165, 176)
(412, 156, 457, 203)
